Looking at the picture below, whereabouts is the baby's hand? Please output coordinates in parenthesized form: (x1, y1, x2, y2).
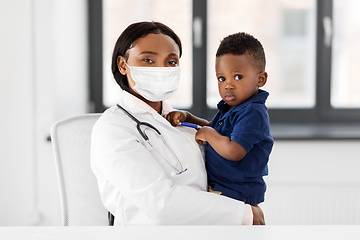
(195, 126, 213, 144)
(164, 111, 187, 126)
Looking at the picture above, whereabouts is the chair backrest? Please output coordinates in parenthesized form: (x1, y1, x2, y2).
(50, 114, 108, 226)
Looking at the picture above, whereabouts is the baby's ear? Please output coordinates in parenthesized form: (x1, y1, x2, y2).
(117, 56, 127, 75)
(257, 71, 268, 87)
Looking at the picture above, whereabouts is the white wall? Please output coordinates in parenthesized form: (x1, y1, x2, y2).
(0, 0, 35, 226)
(0, 0, 88, 226)
(263, 140, 360, 225)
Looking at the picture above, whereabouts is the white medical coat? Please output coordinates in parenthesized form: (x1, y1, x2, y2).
(91, 90, 251, 225)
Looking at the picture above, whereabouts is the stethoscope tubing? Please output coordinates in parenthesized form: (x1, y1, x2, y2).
(117, 104, 160, 141)
(116, 104, 187, 175)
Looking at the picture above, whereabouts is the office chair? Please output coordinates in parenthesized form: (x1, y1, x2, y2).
(50, 114, 109, 226)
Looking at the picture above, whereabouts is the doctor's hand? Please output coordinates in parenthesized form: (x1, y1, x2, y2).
(251, 205, 265, 225)
(164, 110, 188, 126)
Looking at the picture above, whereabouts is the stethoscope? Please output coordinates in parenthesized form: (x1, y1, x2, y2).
(117, 104, 188, 176)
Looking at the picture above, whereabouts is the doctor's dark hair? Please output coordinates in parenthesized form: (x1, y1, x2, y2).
(216, 32, 266, 72)
(111, 21, 182, 91)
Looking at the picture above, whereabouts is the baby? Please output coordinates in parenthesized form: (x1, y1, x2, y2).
(166, 32, 273, 207)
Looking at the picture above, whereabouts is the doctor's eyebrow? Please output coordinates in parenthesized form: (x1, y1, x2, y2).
(138, 51, 179, 58)
(168, 53, 179, 58)
(138, 51, 157, 56)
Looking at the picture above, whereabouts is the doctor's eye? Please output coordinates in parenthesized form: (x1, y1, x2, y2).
(234, 75, 243, 80)
(143, 58, 155, 64)
(168, 60, 178, 66)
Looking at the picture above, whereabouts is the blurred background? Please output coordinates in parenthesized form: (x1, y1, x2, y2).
(0, 0, 359, 225)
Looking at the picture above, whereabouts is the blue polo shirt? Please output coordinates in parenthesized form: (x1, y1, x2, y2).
(205, 89, 273, 205)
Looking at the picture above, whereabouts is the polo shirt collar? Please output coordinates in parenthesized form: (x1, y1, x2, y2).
(217, 89, 269, 115)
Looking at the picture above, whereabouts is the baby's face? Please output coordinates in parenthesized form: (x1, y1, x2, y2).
(215, 53, 265, 109)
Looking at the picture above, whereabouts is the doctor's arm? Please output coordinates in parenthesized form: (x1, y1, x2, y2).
(92, 121, 251, 225)
(252, 205, 265, 225)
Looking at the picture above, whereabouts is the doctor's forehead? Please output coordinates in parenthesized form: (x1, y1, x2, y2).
(128, 33, 180, 57)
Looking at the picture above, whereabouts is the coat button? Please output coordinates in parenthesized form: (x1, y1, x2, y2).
(218, 121, 223, 125)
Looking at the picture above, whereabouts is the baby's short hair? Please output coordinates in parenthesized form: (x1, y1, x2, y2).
(216, 32, 266, 71)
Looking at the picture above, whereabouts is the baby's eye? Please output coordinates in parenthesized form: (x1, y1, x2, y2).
(218, 76, 225, 82)
(234, 75, 243, 80)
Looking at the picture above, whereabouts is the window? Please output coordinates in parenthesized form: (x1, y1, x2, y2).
(102, 0, 193, 109)
(206, 0, 316, 109)
(89, 0, 360, 125)
(331, 0, 360, 108)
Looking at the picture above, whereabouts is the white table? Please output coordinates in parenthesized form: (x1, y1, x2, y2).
(1, 226, 359, 240)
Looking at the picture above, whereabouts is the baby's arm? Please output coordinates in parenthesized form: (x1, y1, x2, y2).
(195, 127, 247, 161)
(165, 110, 210, 127)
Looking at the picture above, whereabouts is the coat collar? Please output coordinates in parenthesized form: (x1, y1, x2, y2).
(118, 90, 173, 117)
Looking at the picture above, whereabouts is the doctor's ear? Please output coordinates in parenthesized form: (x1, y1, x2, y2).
(257, 71, 268, 87)
(117, 56, 127, 75)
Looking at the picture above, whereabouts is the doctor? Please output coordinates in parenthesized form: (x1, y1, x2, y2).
(91, 21, 264, 225)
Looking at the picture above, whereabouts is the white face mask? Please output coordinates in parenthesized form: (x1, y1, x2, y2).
(125, 62, 181, 102)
